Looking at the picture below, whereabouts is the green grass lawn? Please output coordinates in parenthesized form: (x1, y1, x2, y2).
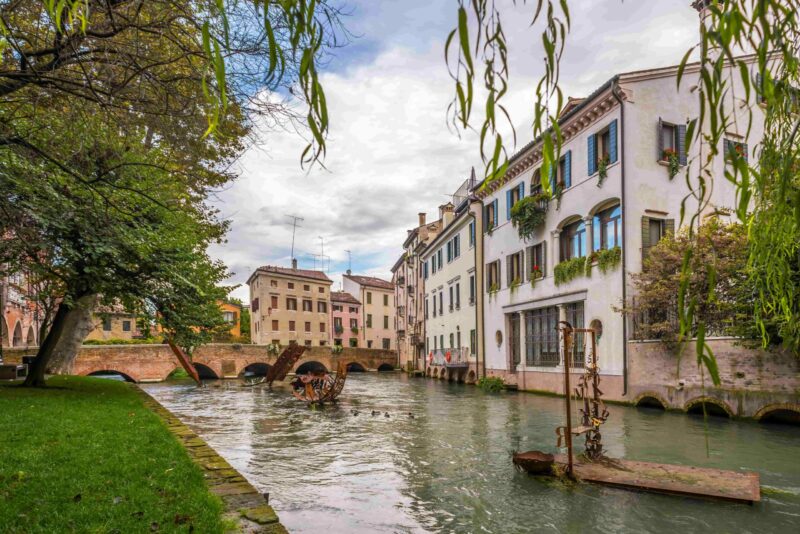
(0, 376, 225, 533)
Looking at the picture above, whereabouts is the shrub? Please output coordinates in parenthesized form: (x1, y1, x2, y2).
(83, 337, 163, 345)
(477, 376, 505, 392)
(510, 194, 549, 240)
(554, 257, 586, 285)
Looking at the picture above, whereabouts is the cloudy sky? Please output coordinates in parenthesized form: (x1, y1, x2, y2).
(215, 0, 700, 301)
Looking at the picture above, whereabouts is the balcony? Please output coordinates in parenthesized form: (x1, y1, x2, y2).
(396, 276, 405, 286)
(430, 347, 470, 368)
(407, 284, 414, 293)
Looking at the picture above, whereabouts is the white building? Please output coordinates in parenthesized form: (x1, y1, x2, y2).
(420, 181, 481, 382)
(478, 57, 763, 399)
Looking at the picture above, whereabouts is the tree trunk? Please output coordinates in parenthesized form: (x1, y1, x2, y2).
(23, 302, 70, 387)
(22, 293, 96, 387)
(48, 294, 98, 375)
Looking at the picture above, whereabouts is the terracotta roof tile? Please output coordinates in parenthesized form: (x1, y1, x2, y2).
(252, 265, 332, 283)
(331, 291, 361, 305)
(344, 274, 394, 290)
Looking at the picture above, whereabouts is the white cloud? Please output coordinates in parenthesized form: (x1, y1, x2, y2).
(213, 0, 701, 301)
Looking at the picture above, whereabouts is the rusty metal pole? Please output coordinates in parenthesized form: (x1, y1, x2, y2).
(560, 321, 574, 476)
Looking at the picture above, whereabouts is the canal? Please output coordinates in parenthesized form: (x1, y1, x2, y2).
(142, 373, 800, 533)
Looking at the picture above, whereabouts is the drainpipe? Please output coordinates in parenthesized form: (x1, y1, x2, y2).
(611, 78, 628, 397)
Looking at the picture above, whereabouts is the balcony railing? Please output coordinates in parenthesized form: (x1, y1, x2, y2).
(430, 347, 470, 367)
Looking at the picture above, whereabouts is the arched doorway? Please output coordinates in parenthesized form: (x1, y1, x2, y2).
(12, 322, 23, 347)
(88, 370, 136, 383)
(346, 362, 366, 372)
(295, 361, 328, 375)
(26, 326, 36, 346)
(377, 363, 394, 372)
(241, 362, 271, 377)
(194, 363, 219, 380)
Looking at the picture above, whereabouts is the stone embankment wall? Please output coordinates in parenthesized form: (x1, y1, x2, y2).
(1, 343, 398, 383)
(628, 338, 799, 419)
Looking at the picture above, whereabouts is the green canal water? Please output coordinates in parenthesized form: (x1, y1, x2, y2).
(142, 373, 800, 533)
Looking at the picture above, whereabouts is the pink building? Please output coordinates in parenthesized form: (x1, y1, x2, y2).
(330, 291, 361, 347)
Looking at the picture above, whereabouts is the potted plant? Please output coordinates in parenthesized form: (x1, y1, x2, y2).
(486, 220, 495, 235)
(510, 194, 549, 240)
(488, 282, 499, 300)
(332, 344, 344, 354)
(509, 277, 521, 293)
(597, 156, 610, 186)
(529, 265, 543, 287)
(350, 326, 359, 334)
(334, 324, 344, 335)
(267, 343, 281, 356)
(662, 148, 680, 179)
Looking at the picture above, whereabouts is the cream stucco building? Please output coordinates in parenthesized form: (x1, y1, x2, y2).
(477, 56, 763, 398)
(343, 274, 395, 351)
(247, 261, 333, 347)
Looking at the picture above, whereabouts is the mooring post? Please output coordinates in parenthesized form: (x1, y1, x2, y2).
(560, 321, 574, 476)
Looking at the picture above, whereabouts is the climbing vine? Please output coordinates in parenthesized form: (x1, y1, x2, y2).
(554, 257, 586, 286)
(510, 194, 549, 240)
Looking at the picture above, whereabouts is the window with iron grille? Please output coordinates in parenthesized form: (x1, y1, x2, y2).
(509, 314, 521, 367)
(524, 306, 559, 367)
(565, 301, 585, 368)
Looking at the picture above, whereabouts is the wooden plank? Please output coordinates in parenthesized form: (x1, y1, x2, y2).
(554, 454, 760, 504)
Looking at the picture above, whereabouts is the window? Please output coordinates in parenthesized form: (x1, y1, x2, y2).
(447, 241, 453, 262)
(333, 304, 343, 312)
(431, 255, 437, 274)
(251, 298, 259, 312)
(286, 298, 297, 311)
(526, 242, 546, 280)
(304, 321, 311, 332)
(469, 275, 476, 304)
(561, 220, 587, 260)
(272, 320, 279, 331)
(588, 120, 618, 175)
(350, 318, 358, 329)
(485, 199, 498, 232)
(305, 340, 312, 347)
(424, 261, 429, 279)
(366, 314, 373, 328)
(303, 284, 310, 291)
(334, 317, 342, 328)
(349, 307, 358, 313)
(448, 286, 454, 311)
(302, 299, 312, 312)
(658, 120, 686, 164)
(525, 306, 560, 367)
(593, 204, 622, 251)
(102, 317, 112, 331)
(449, 332, 454, 349)
(724, 138, 748, 163)
(455, 283, 460, 309)
(425, 298, 429, 319)
(642, 216, 674, 260)
(566, 301, 585, 368)
(433, 336, 437, 350)
(272, 339, 280, 345)
(432, 294, 437, 318)
(486, 260, 501, 291)
(270, 280, 278, 287)
(550, 151, 572, 190)
(468, 222, 476, 247)
(289, 320, 296, 332)
(437, 249, 443, 268)
(288, 282, 295, 289)
(223, 311, 235, 323)
(383, 294, 389, 306)
(506, 251, 524, 286)
(317, 301, 327, 313)
(349, 338, 358, 347)
(453, 234, 461, 259)
(506, 182, 524, 221)
(319, 287, 325, 293)
(122, 320, 131, 332)
(334, 338, 342, 345)
(438, 291, 443, 316)
(439, 335, 444, 351)
(383, 315, 389, 329)
(320, 322, 326, 333)
(470, 329, 476, 355)
(271, 295, 279, 309)
(382, 338, 391, 350)
(367, 292, 372, 305)
(510, 314, 521, 367)
(320, 340, 327, 346)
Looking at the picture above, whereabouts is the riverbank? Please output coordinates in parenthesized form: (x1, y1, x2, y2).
(0, 376, 282, 533)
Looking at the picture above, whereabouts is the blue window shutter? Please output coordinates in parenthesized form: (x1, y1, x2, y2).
(549, 165, 555, 191)
(677, 124, 687, 166)
(609, 119, 618, 164)
(519, 182, 525, 199)
(493, 199, 498, 228)
(506, 189, 512, 221)
(564, 150, 572, 188)
(588, 134, 597, 175)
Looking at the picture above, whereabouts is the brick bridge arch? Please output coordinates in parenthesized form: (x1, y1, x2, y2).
(72, 344, 396, 383)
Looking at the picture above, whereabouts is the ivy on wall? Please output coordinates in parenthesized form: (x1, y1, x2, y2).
(554, 246, 622, 285)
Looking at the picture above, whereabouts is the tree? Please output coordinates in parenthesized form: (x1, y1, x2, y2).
(450, 0, 800, 381)
(239, 306, 252, 343)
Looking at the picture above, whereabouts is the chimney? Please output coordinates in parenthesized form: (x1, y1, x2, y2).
(291, 258, 297, 270)
(418, 212, 426, 227)
(440, 203, 455, 228)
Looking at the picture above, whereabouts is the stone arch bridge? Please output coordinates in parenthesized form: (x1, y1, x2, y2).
(66, 344, 397, 383)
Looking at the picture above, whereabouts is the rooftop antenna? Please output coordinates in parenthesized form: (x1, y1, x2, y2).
(286, 214, 304, 261)
(345, 250, 352, 273)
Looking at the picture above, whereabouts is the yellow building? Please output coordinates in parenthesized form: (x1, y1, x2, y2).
(85, 304, 141, 342)
(247, 260, 333, 346)
(217, 300, 242, 338)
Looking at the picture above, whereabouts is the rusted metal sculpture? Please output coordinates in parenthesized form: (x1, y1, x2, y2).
(166, 338, 201, 385)
(265, 344, 307, 386)
(574, 328, 608, 461)
(293, 361, 348, 405)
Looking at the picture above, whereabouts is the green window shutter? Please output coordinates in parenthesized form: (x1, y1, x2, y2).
(641, 216, 651, 262)
(506, 189, 512, 221)
(588, 134, 597, 175)
(564, 150, 572, 188)
(506, 254, 512, 287)
(525, 246, 533, 281)
(657, 118, 664, 161)
(609, 119, 618, 164)
(493, 199, 498, 228)
(665, 218, 675, 236)
(542, 242, 548, 277)
(677, 124, 687, 166)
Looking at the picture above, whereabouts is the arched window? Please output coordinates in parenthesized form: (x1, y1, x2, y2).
(561, 220, 586, 261)
(593, 204, 622, 251)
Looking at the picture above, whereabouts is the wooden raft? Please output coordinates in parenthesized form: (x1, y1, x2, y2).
(553, 454, 760, 504)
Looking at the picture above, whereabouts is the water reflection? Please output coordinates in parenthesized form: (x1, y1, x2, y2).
(142, 374, 800, 533)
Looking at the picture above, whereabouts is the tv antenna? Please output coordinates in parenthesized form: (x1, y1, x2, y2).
(286, 214, 304, 261)
(345, 249, 352, 272)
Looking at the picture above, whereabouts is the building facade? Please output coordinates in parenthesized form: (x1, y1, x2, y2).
(392, 212, 443, 370)
(0, 271, 41, 349)
(247, 261, 333, 347)
(86, 305, 142, 342)
(218, 300, 242, 339)
(330, 291, 361, 347)
(343, 274, 395, 351)
(477, 58, 762, 398)
(420, 183, 480, 382)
